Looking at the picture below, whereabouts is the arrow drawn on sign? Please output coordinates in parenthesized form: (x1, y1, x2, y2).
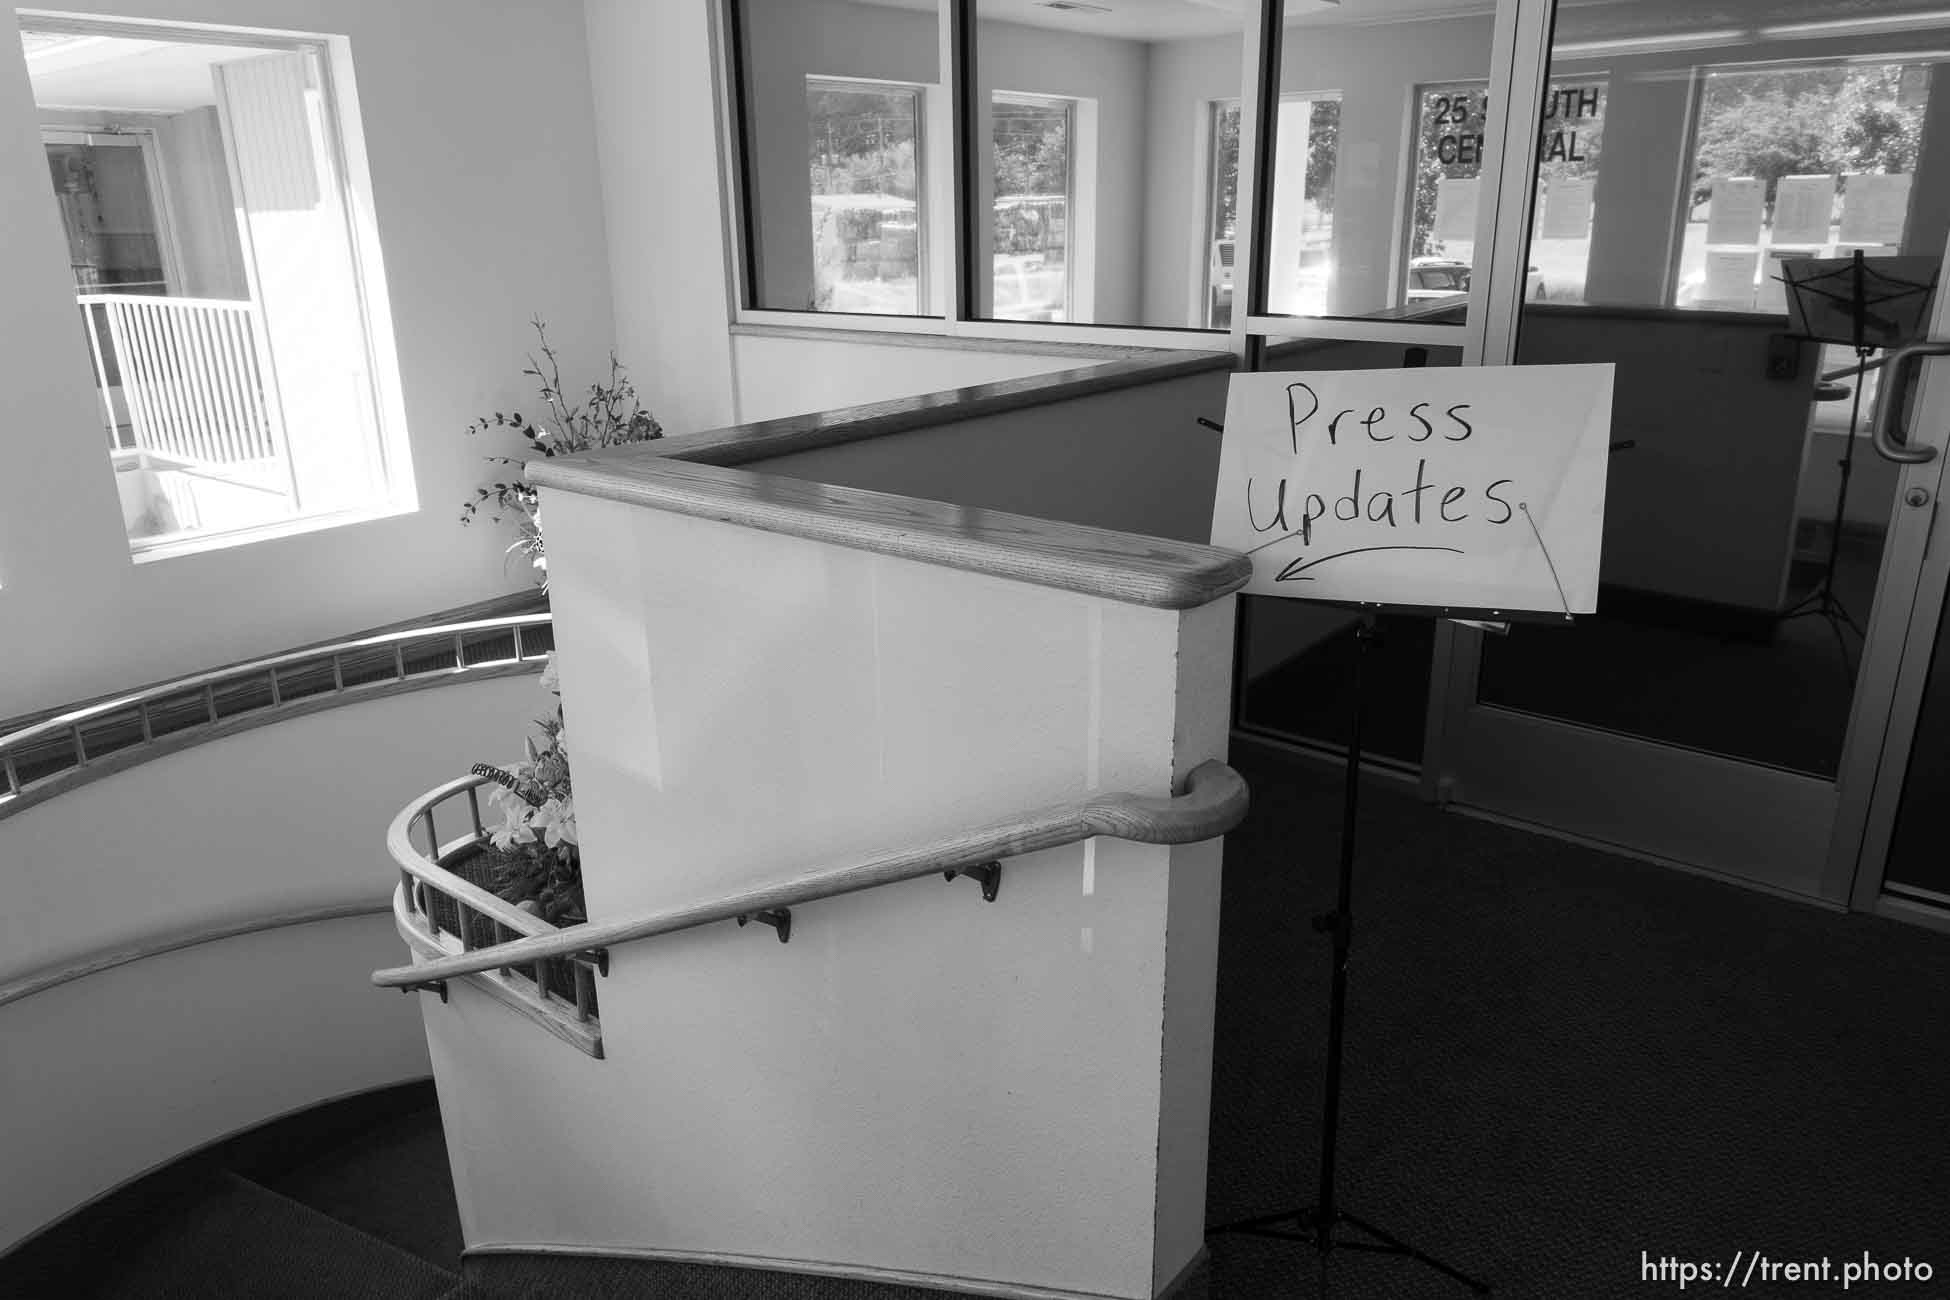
(1274, 545, 1467, 583)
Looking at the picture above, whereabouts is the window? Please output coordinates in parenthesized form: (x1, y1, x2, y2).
(21, 23, 400, 552)
(731, 0, 941, 317)
(990, 92, 1075, 322)
(1676, 62, 1930, 312)
(1265, 94, 1341, 318)
(1529, 79, 1605, 305)
(1404, 78, 1606, 314)
(1209, 93, 1342, 325)
(808, 78, 928, 314)
(726, 0, 1249, 334)
(1408, 81, 1490, 301)
(1203, 101, 1241, 329)
(1266, 9, 1498, 326)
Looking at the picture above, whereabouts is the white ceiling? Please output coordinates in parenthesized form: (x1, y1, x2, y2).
(855, 0, 1950, 43)
(856, 0, 1355, 41)
(19, 34, 272, 113)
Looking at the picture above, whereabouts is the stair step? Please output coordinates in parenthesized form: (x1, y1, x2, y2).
(262, 1104, 465, 1274)
(460, 1252, 955, 1300)
(86, 1172, 456, 1300)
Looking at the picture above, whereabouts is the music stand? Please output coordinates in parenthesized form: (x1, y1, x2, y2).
(1777, 252, 1937, 670)
(1206, 347, 1496, 1297)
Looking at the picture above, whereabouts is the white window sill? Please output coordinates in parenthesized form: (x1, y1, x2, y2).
(129, 500, 417, 565)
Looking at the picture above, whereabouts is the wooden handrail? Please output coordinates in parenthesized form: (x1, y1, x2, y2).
(526, 457, 1251, 611)
(373, 759, 1248, 989)
(634, 350, 1232, 468)
(0, 901, 389, 1009)
(388, 774, 556, 942)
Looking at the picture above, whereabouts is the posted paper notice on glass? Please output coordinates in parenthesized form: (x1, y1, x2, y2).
(1209, 365, 1615, 616)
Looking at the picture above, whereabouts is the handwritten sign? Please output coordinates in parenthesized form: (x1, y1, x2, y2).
(1209, 366, 1614, 616)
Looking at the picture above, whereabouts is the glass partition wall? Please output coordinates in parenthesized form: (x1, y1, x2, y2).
(729, 0, 1248, 333)
(721, 0, 1950, 922)
(1431, 0, 1950, 913)
(1230, 0, 1513, 765)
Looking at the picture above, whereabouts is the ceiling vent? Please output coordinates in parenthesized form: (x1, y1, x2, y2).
(1036, 1, 1113, 13)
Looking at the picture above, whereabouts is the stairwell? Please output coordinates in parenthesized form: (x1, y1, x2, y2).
(0, 1082, 963, 1299)
(0, 1084, 464, 1299)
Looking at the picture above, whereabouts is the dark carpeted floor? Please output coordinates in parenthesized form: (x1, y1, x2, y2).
(8, 740, 1948, 1298)
(1202, 741, 1950, 1298)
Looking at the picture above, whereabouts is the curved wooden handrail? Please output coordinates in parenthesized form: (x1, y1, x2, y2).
(0, 612, 552, 821)
(0, 901, 390, 1010)
(388, 774, 557, 943)
(373, 759, 1248, 990)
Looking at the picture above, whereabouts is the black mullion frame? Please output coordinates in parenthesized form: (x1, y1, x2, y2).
(723, 0, 764, 310)
(950, 0, 979, 321)
(1243, 0, 1286, 371)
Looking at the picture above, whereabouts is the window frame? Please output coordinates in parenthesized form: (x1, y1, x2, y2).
(804, 73, 934, 317)
(1251, 88, 1343, 321)
(986, 89, 1081, 324)
(712, 0, 1546, 361)
(1200, 98, 1241, 330)
(1665, 56, 1934, 316)
(713, 0, 1243, 352)
(1400, 79, 1492, 315)
(19, 12, 416, 560)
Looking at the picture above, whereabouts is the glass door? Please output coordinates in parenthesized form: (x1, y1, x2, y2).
(45, 127, 178, 452)
(1434, 0, 1950, 903)
(1868, 575, 1950, 917)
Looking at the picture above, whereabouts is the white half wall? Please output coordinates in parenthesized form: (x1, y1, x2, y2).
(430, 488, 1235, 1298)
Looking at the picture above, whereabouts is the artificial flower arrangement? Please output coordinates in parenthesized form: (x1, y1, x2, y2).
(471, 654, 585, 926)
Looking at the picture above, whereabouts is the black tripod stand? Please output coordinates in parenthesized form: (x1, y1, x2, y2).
(1211, 611, 1491, 1295)
(1778, 349, 1871, 671)
(1776, 249, 1938, 673)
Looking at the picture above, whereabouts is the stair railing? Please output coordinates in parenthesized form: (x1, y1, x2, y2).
(0, 613, 553, 820)
(374, 760, 1248, 1023)
(388, 773, 607, 1058)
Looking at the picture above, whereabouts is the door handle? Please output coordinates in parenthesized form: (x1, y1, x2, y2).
(1868, 341, 1950, 465)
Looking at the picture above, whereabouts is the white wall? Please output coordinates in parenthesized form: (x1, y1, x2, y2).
(0, 676, 541, 982)
(0, 915, 430, 1253)
(584, 0, 738, 438)
(0, 0, 616, 721)
(163, 106, 251, 298)
(0, 674, 542, 1249)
